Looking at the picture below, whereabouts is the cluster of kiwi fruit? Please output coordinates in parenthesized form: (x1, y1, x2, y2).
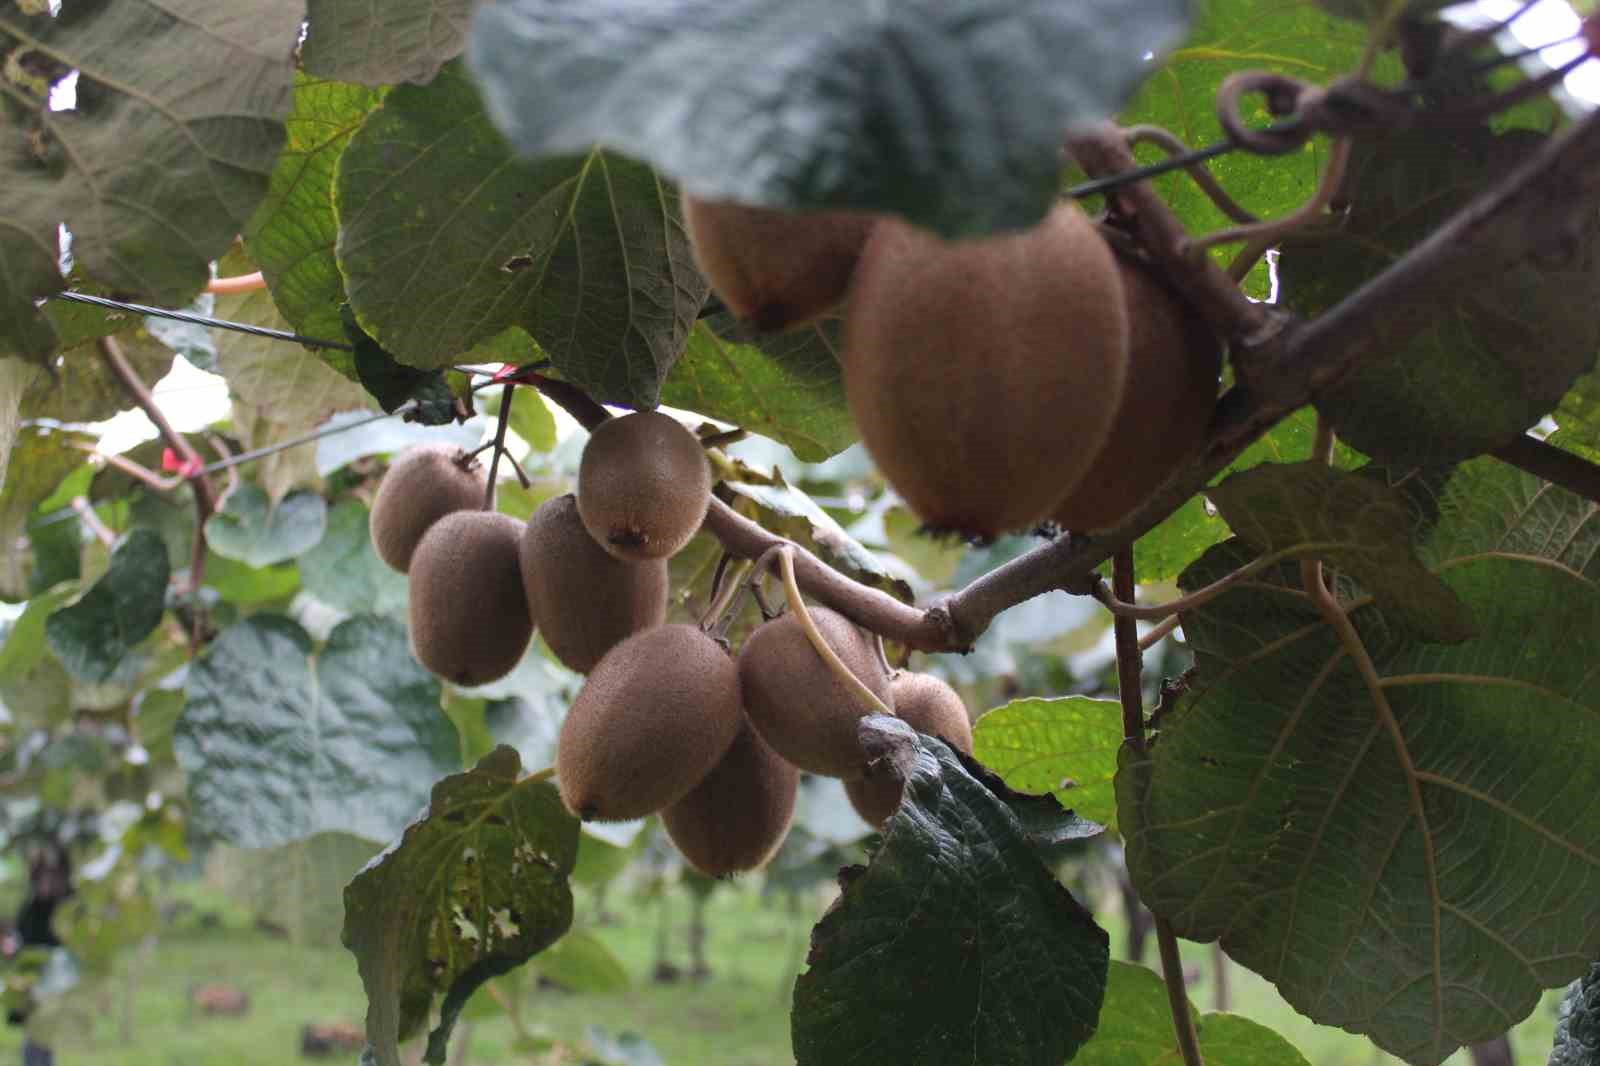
(684, 191, 1223, 539)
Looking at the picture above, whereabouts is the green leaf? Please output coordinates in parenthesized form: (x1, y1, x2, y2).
(44, 529, 169, 684)
(203, 553, 301, 606)
(298, 501, 409, 617)
(1207, 462, 1475, 644)
(1119, 459, 1600, 1065)
(0, 585, 74, 727)
(466, 0, 1192, 239)
(661, 315, 855, 463)
(243, 74, 384, 378)
(341, 745, 579, 1066)
(1557, 369, 1600, 463)
(346, 306, 458, 421)
(0, 359, 40, 490)
(177, 614, 460, 848)
(1551, 962, 1600, 1066)
(0, 426, 97, 601)
(791, 717, 1108, 1066)
(207, 832, 383, 946)
(1075, 961, 1312, 1066)
(54, 868, 158, 977)
(336, 62, 705, 408)
(19, 328, 176, 424)
(1281, 127, 1600, 465)
(0, 1, 300, 356)
(534, 929, 629, 994)
(972, 696, 1123, 833)
(303, 0, 473, 87)
(205, 486, 328, 568)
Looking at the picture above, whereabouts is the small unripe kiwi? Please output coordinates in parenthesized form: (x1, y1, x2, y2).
(408, 510, 533, 685)
(683, 193, 877, 331)
(370, 445, 486, 572)
(662, 717, 800, 877)
(1052, 258, 1221, 531)
(844, 672, 973, 827)
(738, 607, 892, 779)
(842, 203, 1131, 537)
(556, 624, 743, 821)
(519, 494, 668, 673)
(576, 411, 711, 562)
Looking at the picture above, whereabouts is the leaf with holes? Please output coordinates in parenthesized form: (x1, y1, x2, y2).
(1119, 459, 1600, 1065)
(45, 529, 169, 684)
(336, 61, 705, 408)
(973, 697, 1123, 833)
(205, 486, 328, 568)
(467, 0, 1191, 239)
(177, 614, 460, 848)
(342, 745, 579, 1066)
(303, 0, 473, 87)
(0, 1, 300, 358)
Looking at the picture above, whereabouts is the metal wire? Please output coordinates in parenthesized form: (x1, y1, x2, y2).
(49, 291, 354, 351)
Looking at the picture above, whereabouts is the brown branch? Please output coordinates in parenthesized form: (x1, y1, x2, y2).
(1493, 435, 1600, 504)
(1113, 549, 1145, 751)
(1156, 917, 1207, 1066)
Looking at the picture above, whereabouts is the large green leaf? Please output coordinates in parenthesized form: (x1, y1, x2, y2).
(336, 61, 705, 408)
(972, 696, 1123, 833)
(0, 1, 301, 358)
(791, 718, 1108, 1066)
(0, 359, 38, 494)
(204, 486, 328, 568)
(467, 0, 1192, 239)
(661, 314, 854, 463)
(342, 745, 578, 1066)
(208, 832, 382, 946)
(1281, 127, 1600, 465)
(19, 327, 176, 424)
(533, 929, 629, 995)
(0, 585, 74, 727)
(1, 426, 97, 601)
(1119, 459, 1600, 1065)
(303, 0, 472, 87)
(177, 614, 460, 848)
(1075, 961, 1312, 1066)
(242, 74, 383, 376)
(1551, 962, 1600, 1066)
(297, 501, 408, 617)
(44, 529, 169, 684)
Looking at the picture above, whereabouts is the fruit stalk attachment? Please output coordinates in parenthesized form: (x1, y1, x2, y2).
(775, 546, 893, 719)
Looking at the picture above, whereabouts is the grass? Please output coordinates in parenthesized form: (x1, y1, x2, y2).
(0, 875, 1568, 1065)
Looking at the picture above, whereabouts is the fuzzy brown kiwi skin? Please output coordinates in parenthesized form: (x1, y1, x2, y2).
(556, 624, 743, 822)
(844, 672, 973, 827)
(576, 411, 711, 562)
(841, 203, 1131, 539)
(738, 607, 893, 779)
(683, 194, 877, 332)
(662, 717, 800, 877)
(370, 445, 486, 573)
(408, 510, 533, 686)
(519, 494, 668, 674)
(1052, 258, 1222, 532)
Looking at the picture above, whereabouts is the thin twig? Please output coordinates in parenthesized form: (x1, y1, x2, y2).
(484, 383, 515, 511)
(204, 272, 265, 295)
(1093, 543, 1334, 621)
(777, 546, 894, 717)
(1156, 917, 1206, 1066)
(1186, 138, 1352, 256)
(700, 558, 753, 634)
(1138, 614, 1182, 652)
(1112, 550, 1145, 750)
(1124, 125, 1258, 224)
(70, 497, 116, 548)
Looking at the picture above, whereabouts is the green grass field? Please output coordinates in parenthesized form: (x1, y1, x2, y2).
(0, 876, 1567, 1065)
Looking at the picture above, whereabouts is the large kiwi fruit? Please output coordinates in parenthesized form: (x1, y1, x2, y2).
(683, 194, 877, 331)
(844, 671, 973, 827)
(738, 607, 892, 779)
(408, 510, 533, 685)
(662, 717, 800, 877)
(576, 411, 711, 562)
(519, 494, 668, 673)
(556, 624, 743, 821)
(1052, 258, 1221, 531)
(370, 444, 486, 572)
(841, 203, 1131, 537)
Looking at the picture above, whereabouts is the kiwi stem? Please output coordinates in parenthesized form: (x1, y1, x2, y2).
(700, 558, 753, 634)
(483, 383, 516, 511)
(1137, 614, 1182, 652)
(1156, 916, 1208, 1066)
(1124, 125, 1257, 225)
(699, 428, 748, 450)
(776, 546, 895, 718)
(522, 766, 556, 785)
(1185, 138, 1352, 258)
(1092, 542, 1341, 622)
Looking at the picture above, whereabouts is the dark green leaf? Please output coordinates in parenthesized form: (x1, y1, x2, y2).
(243, 75, 384, 378)
(341, 746, 579, 1066)
(973, 696, 1123, 832)
(467, 0, 1191, 239)
(303, 0, 473, 87)
(346, 306, 457, 421)
(1120, 459, 1600, 1065)
(44, 529, 169, 683)
(336, 62, 705, 408)
(298, 501, 409, 617)
(791, 717, 1108, 1066)
(660, 315, 855, 463)
(1551, 962, 1600, 1066)
(1281, 128, 1600, 465)
(0, 1, 300, 356)
(205, 486, 328, 568)
(0, 426, 97, 600)
(177, 614, 460, 847)
(534, 929, 629, 994)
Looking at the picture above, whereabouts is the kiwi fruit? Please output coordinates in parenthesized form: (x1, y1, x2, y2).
(408, 510, 534, 685)
(844, 671, 973, 827)
(683, 194, 877, 331)
(556, 623, 743, 821)
(370, 444, 486, 572)
(519, 494, 669, 673)
(841, 203, 1132, 538)
(576, 411, 711, 562)
(1052, 258, 1221, 531)
(738, 606, 893, 779)
(662, 717, 800, 877)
